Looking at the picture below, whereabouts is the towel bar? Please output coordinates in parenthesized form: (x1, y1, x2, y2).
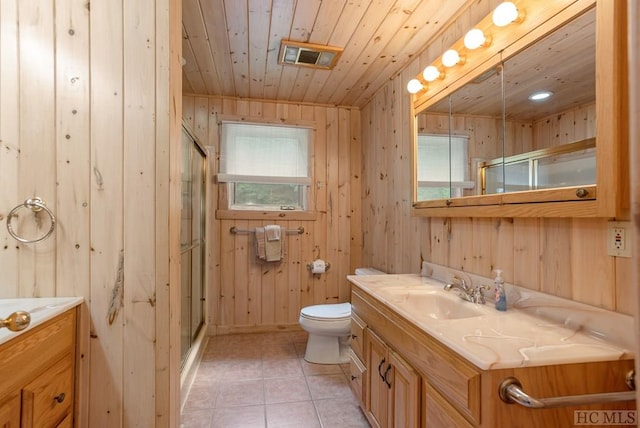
(229, 226, 304, 235)
(499, 372, 636, 409)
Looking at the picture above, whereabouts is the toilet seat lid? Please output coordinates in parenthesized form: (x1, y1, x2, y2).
(300, 303, 351, 321)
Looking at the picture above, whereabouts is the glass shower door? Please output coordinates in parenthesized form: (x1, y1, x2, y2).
(180, 125, 206, 366)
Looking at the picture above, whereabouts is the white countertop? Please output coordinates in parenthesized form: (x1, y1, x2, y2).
(348, 274, 634, 370)
(0, 297, 83, 346)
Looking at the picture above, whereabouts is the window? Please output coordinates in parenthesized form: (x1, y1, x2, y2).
(218, 122, 312, 211)
(416, 134, 473, 200)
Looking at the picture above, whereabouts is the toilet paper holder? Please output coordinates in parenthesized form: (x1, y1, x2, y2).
(306, 260, 331, 273)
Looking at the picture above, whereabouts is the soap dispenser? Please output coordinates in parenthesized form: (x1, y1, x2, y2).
(493, 269, 507, 311)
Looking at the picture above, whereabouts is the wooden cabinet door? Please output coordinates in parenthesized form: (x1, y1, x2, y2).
(0, 393, 20, 428)
(365, 329, 388, 428)
(21, 355, 73, 428)
(55, 413, 73, 428)
(387, 350, 420, 428)
(424, 381, 474, 428)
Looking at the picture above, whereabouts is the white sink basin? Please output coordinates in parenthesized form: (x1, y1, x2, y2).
(409, 293, 485, 320)
(380, 290, 486, 320)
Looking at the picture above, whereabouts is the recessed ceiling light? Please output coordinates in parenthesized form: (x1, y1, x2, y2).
(528, 91, 554, 101)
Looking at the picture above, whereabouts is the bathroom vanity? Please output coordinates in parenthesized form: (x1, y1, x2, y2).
(0, 298, 82, 427)
(347, 274, 635, 428)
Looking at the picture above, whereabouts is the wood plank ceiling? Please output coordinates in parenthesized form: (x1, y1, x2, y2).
(182, 0, 470, 108)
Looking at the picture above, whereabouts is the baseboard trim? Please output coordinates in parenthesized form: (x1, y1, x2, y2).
(210, 323, 303, 336)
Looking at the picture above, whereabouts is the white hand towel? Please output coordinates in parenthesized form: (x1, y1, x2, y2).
(264, 225, 282, 261)
(255, 227, 266, 260)
(265, 224, 281, 241)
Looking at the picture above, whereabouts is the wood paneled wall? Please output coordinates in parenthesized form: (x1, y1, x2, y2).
(361, 0, 634, 315)
(182, 95, 362, 333)
(0, 0, 182, 426)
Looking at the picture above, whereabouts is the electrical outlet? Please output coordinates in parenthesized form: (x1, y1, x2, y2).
(613, 228, 624, 249)
(607, 221, 632, 258)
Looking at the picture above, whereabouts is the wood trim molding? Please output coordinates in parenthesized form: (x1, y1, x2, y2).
(215, 210, 318, 221)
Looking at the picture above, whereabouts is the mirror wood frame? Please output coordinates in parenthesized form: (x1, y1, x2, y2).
(410, 0, 628, 218)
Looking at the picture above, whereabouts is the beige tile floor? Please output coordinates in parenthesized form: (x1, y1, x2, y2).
(181, 331, 371, 428)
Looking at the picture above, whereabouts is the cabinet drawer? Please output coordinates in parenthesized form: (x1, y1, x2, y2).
(348, 350, 366, 405)
(350, 313, 366, 360)
(22, 354, 74, 428)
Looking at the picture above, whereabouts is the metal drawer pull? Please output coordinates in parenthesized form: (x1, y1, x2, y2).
(54, 393, 66, 404)
(383, 364, 392, 389)
(499, 374, 636, 409)
(377, 358, 386, 381)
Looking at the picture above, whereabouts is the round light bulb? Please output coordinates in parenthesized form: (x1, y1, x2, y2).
(492, 2, 519, 27)
(442, 49, 461, 68)
(407, 79, 424, 94)
(422, 66, 442, 82)
(464, 29, 487, 50)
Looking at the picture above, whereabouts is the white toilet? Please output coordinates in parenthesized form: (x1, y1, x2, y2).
(299, 267, 385, 364)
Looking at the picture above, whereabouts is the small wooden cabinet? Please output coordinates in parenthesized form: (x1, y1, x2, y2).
(0, 309, 77, 427)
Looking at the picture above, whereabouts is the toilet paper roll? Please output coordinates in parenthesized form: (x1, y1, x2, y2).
(311, 259, 326, 274)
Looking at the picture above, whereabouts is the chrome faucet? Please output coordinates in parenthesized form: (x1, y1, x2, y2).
(444, 276, 489, 304)
(444, 276, 469, 293)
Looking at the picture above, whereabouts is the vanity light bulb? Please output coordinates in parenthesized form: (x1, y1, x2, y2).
(442, 49, 461, 68)
(422, 66, 442, 82)
(407, 78, 424, 94)
(464, 29, 487, 50)
(492, 2, 519, 27)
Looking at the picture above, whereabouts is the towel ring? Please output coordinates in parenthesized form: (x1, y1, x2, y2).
(6, 197, 56, 244)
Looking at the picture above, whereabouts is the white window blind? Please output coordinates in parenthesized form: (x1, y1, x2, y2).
(218, 122, 312, 185)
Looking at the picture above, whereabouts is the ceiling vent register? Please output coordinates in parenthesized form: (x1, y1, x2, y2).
(278, 40, 343, 70)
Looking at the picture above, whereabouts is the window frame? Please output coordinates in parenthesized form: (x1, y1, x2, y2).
(215, 116, 317, 221)
(416, 133, 474, 200)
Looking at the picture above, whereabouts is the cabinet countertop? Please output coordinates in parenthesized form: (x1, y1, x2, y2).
(348, 274, 633, 370)
(0, 297, 83, 346)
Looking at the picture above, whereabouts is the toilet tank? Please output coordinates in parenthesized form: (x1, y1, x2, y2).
(354, 267, 385, 275)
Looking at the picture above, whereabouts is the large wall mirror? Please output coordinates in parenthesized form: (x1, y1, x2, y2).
(409, 0, 624, 218)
